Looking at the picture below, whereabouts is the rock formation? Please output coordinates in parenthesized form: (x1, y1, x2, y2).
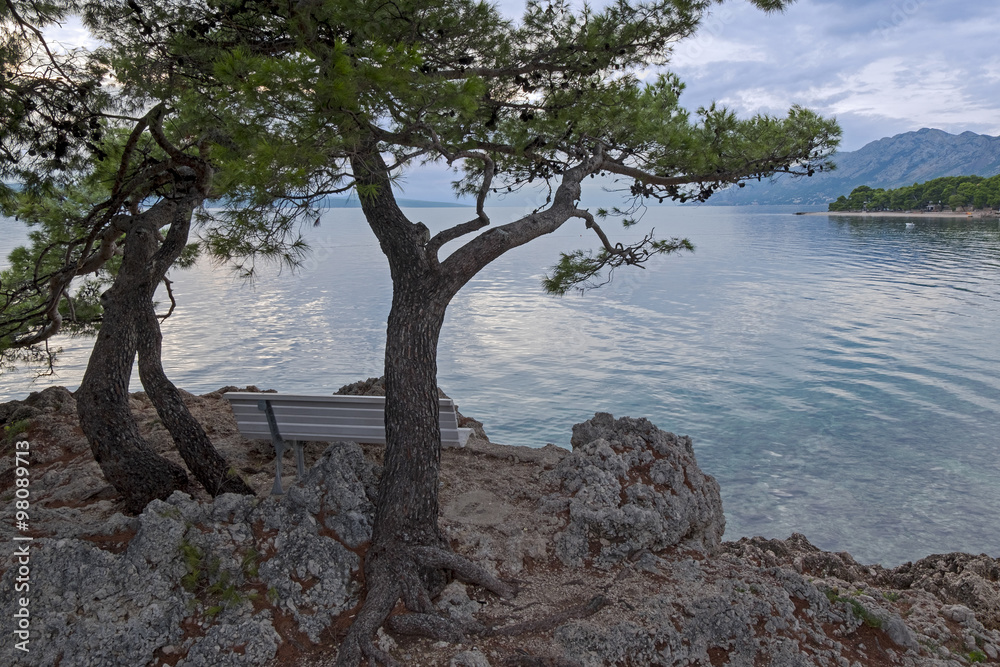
(1, 388, 998, 666)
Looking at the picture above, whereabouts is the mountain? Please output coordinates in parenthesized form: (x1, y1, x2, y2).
(706, 128, 1000, 206)
(320, 196, 468, 208)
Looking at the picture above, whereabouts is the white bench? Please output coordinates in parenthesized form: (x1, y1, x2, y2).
(223, 392, 473, 494)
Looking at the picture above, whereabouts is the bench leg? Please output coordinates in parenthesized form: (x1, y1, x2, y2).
(259, 398, 288, 495)
(272, 439, 286, 495)
(294, 440, 305, 479)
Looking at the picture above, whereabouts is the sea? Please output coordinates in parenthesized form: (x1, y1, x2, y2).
(3, 204, 999, 567)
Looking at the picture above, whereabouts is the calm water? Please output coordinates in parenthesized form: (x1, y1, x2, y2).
(3, 206, 1000, 566)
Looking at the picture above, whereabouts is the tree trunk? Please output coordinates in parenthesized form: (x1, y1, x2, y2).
(134, 199, 256, 497)
(373, 280, 449, 550)
(76, 200, 190, 513)
(136, 290, 255, 496)
(78, 195, 254, 512)
(337, 149, 518, 666)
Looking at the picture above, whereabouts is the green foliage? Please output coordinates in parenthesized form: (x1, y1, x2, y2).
(2, 418, 30, 443)
(178, 538, 261, 616)
(829, 175, 1000, 212)
(4, 0, 841, 372)
(180, 540, 205, 592)
(1, 173, 121, 368)
(968, 649, 987, 663)
(823, 588, 884, 629)
(1, 1, 114, 199)
(240, 547, 260, 579)
(544, 235, 694, 294)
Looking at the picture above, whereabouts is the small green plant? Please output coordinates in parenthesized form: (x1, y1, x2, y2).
(180, 541, 205, 592)
(241, 548, 260, 578)
(157, 506, 183, 520)
(823, 588, 883, 628)
(847, 599, 884, 628)
(881, 591, 901, 602)
(178, 539, 265, 617)
(968, 649, 987, 664)
(3, 418, 30, 443)
(267, 587, 280, 604)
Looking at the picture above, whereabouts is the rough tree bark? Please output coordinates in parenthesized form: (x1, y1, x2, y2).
(77, 192, 254, 512)
(135, 199, 256, 497)
(76, 198, 192, 513)
(335, 148, 601, 665)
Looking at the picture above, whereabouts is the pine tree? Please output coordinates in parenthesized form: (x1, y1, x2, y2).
(7, 0, 840, 659)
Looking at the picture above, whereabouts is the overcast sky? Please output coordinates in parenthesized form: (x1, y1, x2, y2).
(664, 0, 1000, 151)
(491, 0, 1000, 152)
(43, 0, 1000, 200)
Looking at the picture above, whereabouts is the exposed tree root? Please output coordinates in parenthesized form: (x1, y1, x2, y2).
(336, 540, 611, 665)
(335, 543, 518, 667)
(484, 595, 608, 637)
(502, 656, 584, 667)
(386, 612, 480, 642)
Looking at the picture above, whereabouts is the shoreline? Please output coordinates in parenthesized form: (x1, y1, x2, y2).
(800, 209, 1000, 219)
(2, 386, 1000, 665)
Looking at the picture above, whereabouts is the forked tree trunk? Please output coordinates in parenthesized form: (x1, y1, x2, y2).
(78, 196, 254, 512)
(77, 200, 190, 513)
(134, 203, 256, 497)
(135, 305, 255, 496)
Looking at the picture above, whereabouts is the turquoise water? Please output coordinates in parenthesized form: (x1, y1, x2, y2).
(3, 206, 1000, 566)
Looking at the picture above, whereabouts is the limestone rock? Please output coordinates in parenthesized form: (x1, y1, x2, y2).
(891, 553, 1000, 630)
(543, 412, 725, 567)
(0, 442, 375, 665)
(0, 385, 76, 425)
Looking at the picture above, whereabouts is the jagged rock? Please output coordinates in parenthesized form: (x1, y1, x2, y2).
(725, 533, 885, 582)
(450, 649, 492, 666)
(3, 387, 1000, 666)
(727, 534, 1000, 633)
(0, 385, 76, 426)
(542, 413, 725, 567)
(0, 442, 376, 665)
(890, 553, 1000, 630)
(553, 555, 853, 667)
(335, 376, 388, 396)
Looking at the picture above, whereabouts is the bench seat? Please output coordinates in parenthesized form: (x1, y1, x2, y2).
(223, 392, 472, 494)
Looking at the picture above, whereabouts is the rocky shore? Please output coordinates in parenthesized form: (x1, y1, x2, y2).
(1, 385, 998, 666)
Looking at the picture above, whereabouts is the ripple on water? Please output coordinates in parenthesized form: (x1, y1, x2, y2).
(2, 208, 1000, 565)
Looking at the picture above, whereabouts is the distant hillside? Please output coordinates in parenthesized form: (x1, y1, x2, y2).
(707, 128, 1000, 206)
(320, 196, 468, 208)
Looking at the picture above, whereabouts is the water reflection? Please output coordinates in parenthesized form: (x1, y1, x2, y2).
(2, 207, 999, 566)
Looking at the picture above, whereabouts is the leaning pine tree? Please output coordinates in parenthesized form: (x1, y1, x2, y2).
(75, 0, 840, 662)
(2, 1, 321, 509)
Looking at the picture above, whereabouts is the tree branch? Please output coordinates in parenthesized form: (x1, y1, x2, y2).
(426, 139, 495, 259)
(439, 145, 605, 291)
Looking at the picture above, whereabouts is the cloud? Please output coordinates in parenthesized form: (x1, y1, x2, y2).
(41, 20, 99, 52)
(668, 0, 1000, 150)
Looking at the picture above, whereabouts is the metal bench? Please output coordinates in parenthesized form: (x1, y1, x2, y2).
(223, 392, 473, 494)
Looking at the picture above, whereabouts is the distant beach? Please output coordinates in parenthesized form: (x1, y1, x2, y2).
(800, 209, 1000, 219)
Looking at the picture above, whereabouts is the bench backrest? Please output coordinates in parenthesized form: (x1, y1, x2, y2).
(223, 392, 467, 446)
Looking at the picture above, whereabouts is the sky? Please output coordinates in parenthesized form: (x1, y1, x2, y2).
(662, 0, 1000, 151)
(40, 0, 1000, 202)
